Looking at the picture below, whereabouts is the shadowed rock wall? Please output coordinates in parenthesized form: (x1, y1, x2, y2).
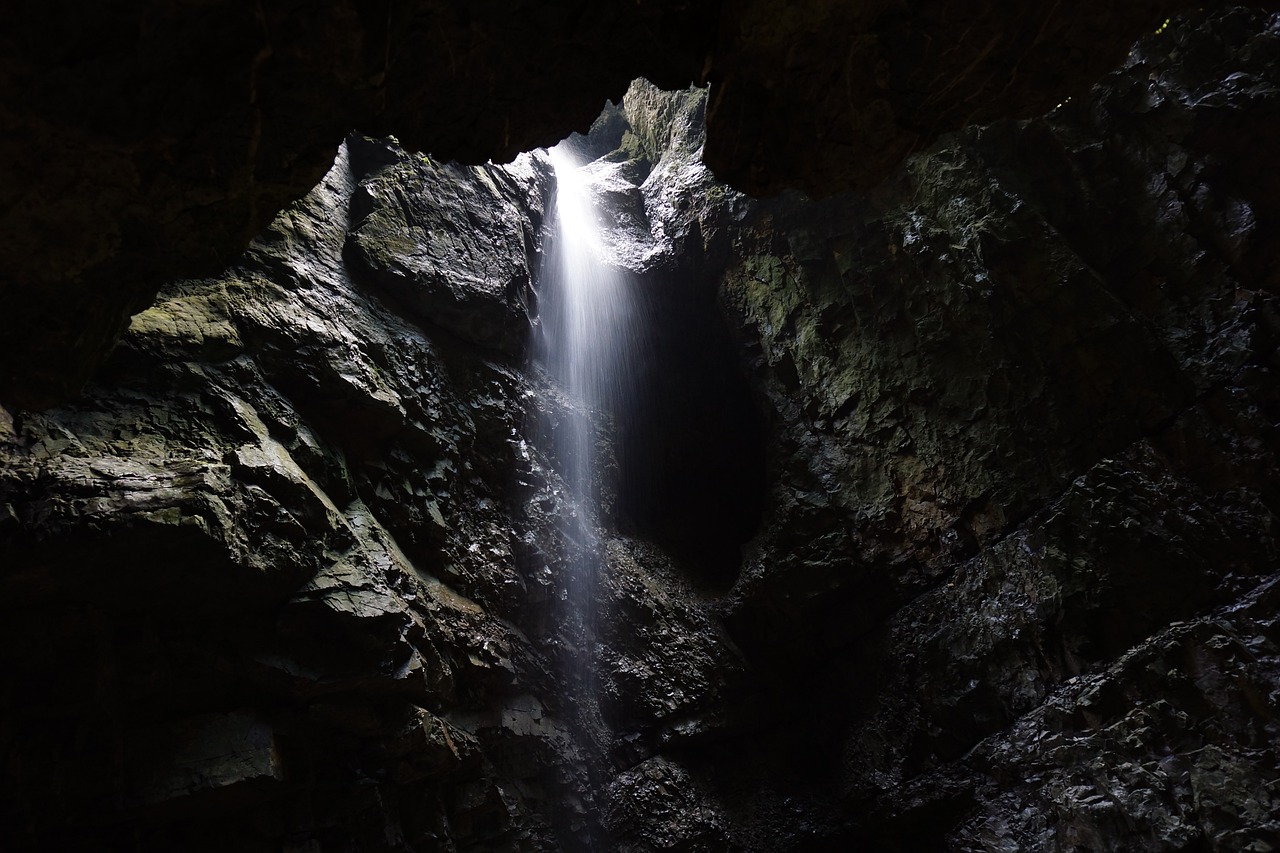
(712, 9, 1280, 848)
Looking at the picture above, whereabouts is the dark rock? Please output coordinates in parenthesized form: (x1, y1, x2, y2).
(604, 756, 729, 851)
(123, 711, 285, 818)
(696, 10, 1280, 849)
(346, 150, 549, 355)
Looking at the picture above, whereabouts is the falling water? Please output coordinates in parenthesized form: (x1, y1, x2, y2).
(538, 143, 640, 693)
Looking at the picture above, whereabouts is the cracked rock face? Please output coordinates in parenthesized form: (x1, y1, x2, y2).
(4, 8, 1280, 852)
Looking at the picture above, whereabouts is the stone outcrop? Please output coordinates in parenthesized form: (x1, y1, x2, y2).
(3, 7, 1280, 852)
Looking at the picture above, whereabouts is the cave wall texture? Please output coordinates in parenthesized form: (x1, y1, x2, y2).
(4, 3, 1280, 852)
(0, 0, 1235, 408)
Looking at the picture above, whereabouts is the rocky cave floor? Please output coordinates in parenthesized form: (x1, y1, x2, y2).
(3, 8, 1280, 852)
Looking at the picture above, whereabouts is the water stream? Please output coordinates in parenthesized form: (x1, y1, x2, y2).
(538, 143, 641, 694)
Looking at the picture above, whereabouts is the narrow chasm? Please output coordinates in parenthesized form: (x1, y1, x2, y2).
(614, 282, 767, 584)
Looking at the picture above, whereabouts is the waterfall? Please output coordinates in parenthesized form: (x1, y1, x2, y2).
(537, 143, 640, 694)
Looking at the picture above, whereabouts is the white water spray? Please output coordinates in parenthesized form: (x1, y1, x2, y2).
(539, 143, 640, 687)
(544, 146, 638, 417)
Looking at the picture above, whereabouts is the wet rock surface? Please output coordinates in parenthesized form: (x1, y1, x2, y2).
(713, 9, 1280, 849)
(2, 136, 581, 850)
(3, 8, 1280, 852)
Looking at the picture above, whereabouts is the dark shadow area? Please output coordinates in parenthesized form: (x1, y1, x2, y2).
(613, 279, 768, 586)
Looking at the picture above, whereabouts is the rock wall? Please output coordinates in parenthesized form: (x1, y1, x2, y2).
(2, 8, 1280, 852)
(713, 9, 1280, 849)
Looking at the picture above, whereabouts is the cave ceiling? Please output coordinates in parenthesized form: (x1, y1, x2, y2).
(0, 0, 1243, 407)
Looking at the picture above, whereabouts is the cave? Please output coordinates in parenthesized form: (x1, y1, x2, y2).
(3, 4, 1280, 852)
(611, 274, 767, 585)
(544, 93, 770, 585)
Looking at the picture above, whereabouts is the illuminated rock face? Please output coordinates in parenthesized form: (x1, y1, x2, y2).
(3, 9, 1280, 851)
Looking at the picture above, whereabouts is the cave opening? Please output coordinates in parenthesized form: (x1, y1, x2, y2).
(533, 82, 768, 590)
(612, 279, 767, 585)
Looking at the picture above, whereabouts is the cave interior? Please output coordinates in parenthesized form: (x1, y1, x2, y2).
(3, 3, 1280, 852)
